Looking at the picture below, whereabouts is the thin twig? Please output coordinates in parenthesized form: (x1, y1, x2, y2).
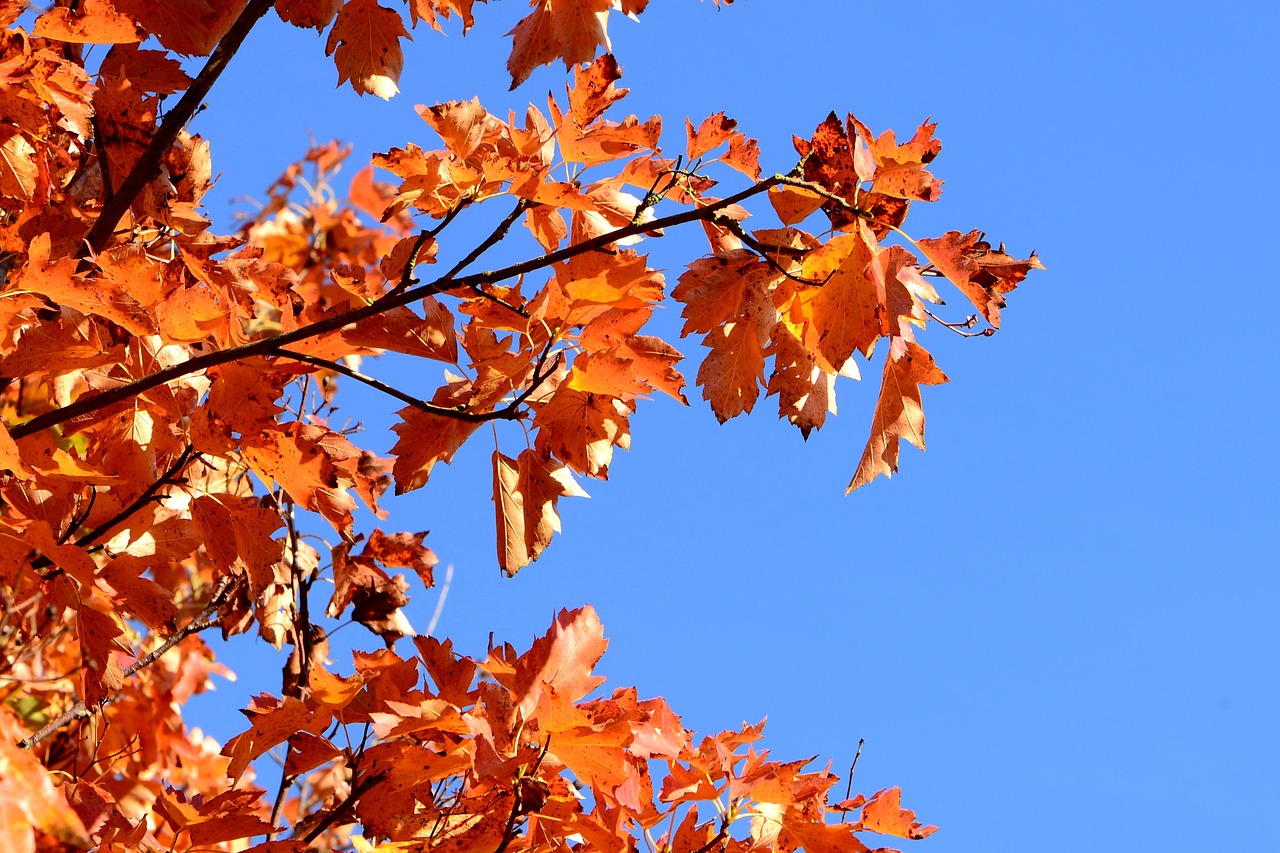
(76, 446, 198, 548)
(840, 737, 865, 824)
(274, 349, 555, 422)
(709, 212, 833, 287)
(17, 577, 233, 750)
(923, 306, 992, 337)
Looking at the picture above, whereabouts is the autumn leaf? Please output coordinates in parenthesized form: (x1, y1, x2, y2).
(492, 448, 589, 575)
(0, 711, 90, 853)
(32, 0, 140, 44)
(917, 230, 1043, 327)
(848, 341, 948, 492)
(326, 0, 410, 99)
(276, 0, 343, 31)
(533, 387, 633, 478)
(390, 406, 482, 494)
(507, 0, 620, 90)
(859, 786, 939, 839)
(512, 605, 609, 717)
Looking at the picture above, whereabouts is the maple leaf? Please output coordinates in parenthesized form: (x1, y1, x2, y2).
(276, 0, 343, 31)
(512, 605, 608, 717)
(240, 422, 362, 539)
(0, 711, 91, 853)
(848, 341, 948, 492)
(532, 387, 633, 478)
(859, 786, 939, 839)
(113, 0, 249, 56)
(390, 406, 482, 494)
(492, 448, 589, 575)
(328, 540, 415, 642)
(32, 0, 141, 44)
(798, 226, 881, 370)
(508, 0, 615, 90)
(917, 230, 1043, 327)
(326, 0, 410, 99)
(0, 129, 39, 202)
(408, 0, 484, 32)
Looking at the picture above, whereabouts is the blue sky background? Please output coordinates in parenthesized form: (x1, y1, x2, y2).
(171, 1, 1277, 851)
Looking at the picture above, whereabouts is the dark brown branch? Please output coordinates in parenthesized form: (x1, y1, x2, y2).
(275, 343, 559, 423)
(75, 446, 198, 548)
(17, 577, 233, 750)
(300, 772, 383, 843)
(709, 212, 834, 288)
(80, 0, 276, 256)
(12, 176, 783, 440)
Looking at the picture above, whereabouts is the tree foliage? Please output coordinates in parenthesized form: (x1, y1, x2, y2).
(0, 0, 1040, 851)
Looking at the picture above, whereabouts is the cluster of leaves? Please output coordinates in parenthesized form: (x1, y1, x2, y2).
(1, 606, 937, 853)
(0, 0, 1038, 851)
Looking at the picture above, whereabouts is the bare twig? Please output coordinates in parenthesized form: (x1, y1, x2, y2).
(17, 577, 234, 750)
(923, 306, 993, 337)
(840, 737, 865, 824)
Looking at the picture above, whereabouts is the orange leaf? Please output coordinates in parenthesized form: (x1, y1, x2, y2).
(492, 448, 588, 575)
(917, 230, 1043, 327)
(32, 0, 140, 44)
(275, 0, 342, 30)
(390, 407, 482, 493)
(860, 786, 939, 840)
(507, 0, 616, 90)
(0, 710, 90, 853)
(848, 341, 948, 492)
(114, 0, 248, 56)
(800, 228, 880, 370)
(241, 423, 361, 539)
(513, 605, 608, 716)
(568, 53, 627, 126)
(326, 0, 410, 99)
(0, 130, 37, 201)
(532, 387, 633, 478)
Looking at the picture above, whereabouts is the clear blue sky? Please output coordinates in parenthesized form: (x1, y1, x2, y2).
(179, 2, 1278, 851)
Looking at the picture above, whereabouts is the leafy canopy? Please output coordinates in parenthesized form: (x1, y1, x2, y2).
(0, 0, 1039, 851)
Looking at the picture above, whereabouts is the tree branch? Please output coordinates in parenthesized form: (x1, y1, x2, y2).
(81, 0, 276, 256)
(11, 175, 783, 440)
(16, 577, 233, 750)
(75, 446, 199, 549)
